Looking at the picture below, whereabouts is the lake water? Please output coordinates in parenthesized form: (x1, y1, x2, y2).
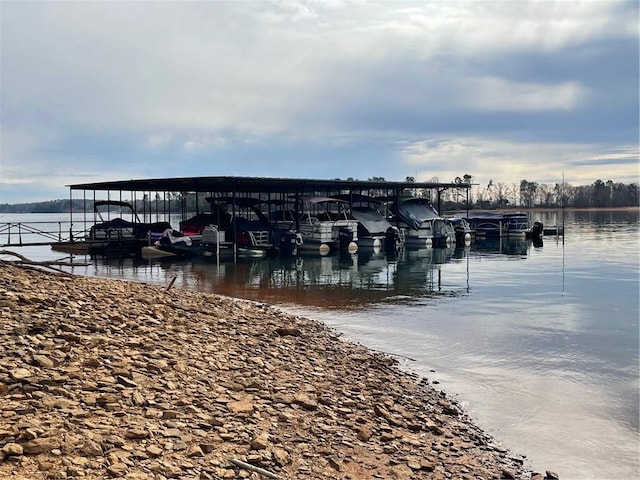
(2, 209, 638, 479)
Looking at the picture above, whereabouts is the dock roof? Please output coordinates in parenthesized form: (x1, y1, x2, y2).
(68, 176, 470, 194)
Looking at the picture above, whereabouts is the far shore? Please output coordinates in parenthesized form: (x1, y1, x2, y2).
(446, 205, 639, 213)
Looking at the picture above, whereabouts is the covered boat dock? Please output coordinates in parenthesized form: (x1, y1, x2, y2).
(60, 176, 471, 255)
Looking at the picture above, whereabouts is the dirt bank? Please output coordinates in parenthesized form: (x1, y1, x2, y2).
(0, 263, 556, 479)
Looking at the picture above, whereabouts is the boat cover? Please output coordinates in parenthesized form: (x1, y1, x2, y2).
(91, 218, 172, 238)
(351, 207, 392, 235)
(396, 198, 441, 230)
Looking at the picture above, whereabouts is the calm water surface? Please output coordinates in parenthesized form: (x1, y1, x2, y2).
(2, 210, 638, 480)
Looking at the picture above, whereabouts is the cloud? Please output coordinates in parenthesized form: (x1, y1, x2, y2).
(401, 137, 640, 187)
(465, 78, 587, 112)
(0, 0, 637, 203)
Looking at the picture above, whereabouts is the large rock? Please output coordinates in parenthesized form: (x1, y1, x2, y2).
(22, 438, 60, 455)
(1, 443, 23, 456)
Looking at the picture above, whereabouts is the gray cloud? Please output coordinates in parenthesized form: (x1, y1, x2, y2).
(1, 0, 637, 203)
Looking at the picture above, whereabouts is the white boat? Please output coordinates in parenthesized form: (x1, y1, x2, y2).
(444, 217, 472, 245)
(333, 194, 403, 252)
(288, 196, 359, 255)
(388, 197, 454, 248)
(141, 225, 232, 259)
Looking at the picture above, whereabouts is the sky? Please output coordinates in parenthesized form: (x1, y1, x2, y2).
(1, 0, 638, 204)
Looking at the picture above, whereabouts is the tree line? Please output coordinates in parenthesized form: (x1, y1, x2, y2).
(0, 177, 637, 214)
(0, 195, 186, 214)
(437, 177, 639, 210)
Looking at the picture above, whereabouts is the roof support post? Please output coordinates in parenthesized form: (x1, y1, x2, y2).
(294, 190, 300, 232)
(68, 188, 73, 242)
(466, 187, 469, 218)
(232, 190, 237, 256)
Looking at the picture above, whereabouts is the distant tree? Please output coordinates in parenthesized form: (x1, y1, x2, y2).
(537, 184, 554, 207)
(592, 179, 609, 207)
(509, 183, 519, 207)
(573, 184, 590, 207)
(553, 183, 562, 207)
(561, 183, 575, 207)
(628, 183, 640, 206)
(520, 180, 539, 208)
(476, 179, 494, 208)
(493, 182, 508, 207)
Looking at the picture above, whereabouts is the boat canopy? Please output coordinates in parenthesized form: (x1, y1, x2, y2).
(204, 196, 271, 229)
(395, 197, 441, 230)
(351, 207, 393, 235)
(93, 200, 136, 210)
(331, 193, 381, 205)
(295, 196, 350, 205)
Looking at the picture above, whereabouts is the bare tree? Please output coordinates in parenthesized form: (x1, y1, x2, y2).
(510, 183, 518, 207)
(495, 182, 508, 207)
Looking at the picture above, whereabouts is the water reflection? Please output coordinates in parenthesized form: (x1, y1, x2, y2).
(469, 236, 541, 256)
(156, 248, 458, 309)
(85, 238, 545, 310)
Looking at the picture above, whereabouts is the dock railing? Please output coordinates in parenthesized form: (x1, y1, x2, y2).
(0, 221, 90, 247)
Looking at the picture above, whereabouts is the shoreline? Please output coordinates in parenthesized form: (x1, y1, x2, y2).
(0, 263, 558, 479)
(445, 206, 640, 214)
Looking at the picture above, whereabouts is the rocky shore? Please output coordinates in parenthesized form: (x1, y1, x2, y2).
(0, 263, 558, 480)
